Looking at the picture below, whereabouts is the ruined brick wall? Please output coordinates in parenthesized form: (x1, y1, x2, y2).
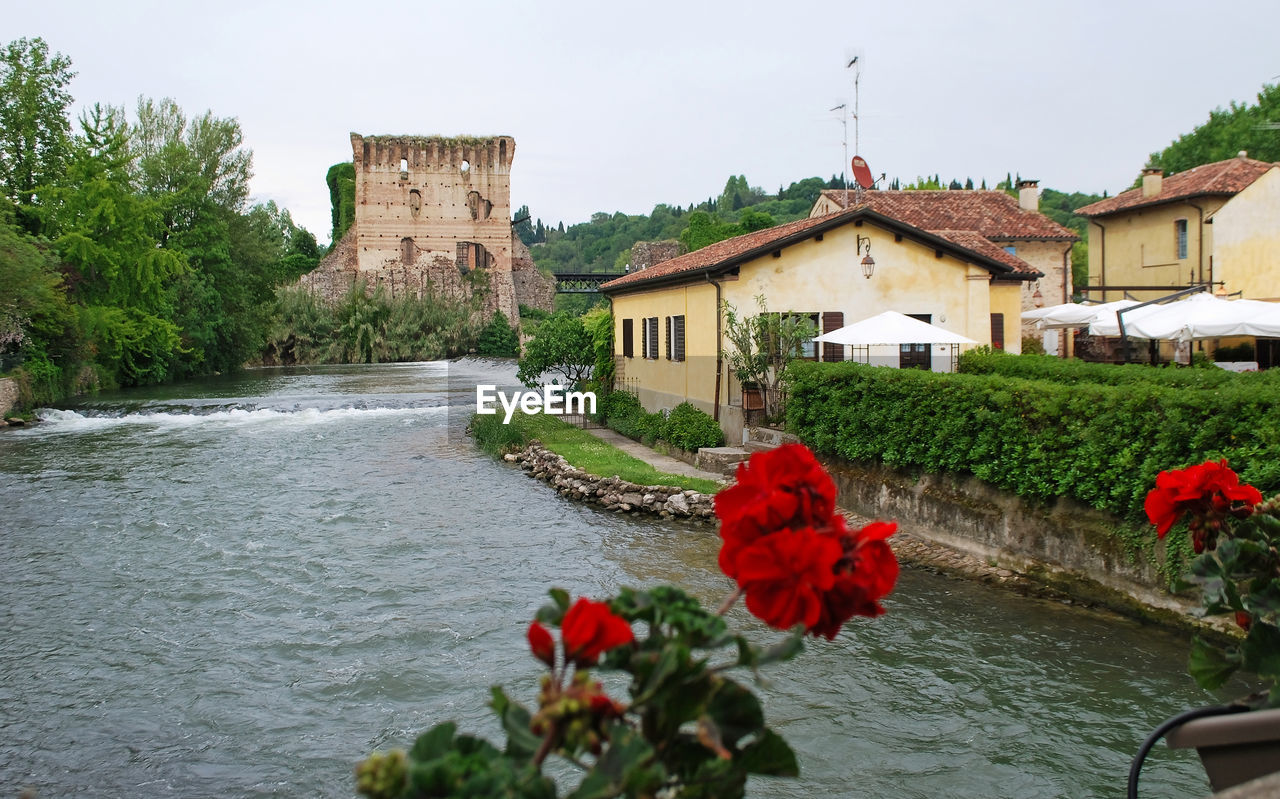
(511, 236, 555, 313)
(631, 240, 682, 272)
(299, 227, 358, 301)
(300, 134, 521, 324)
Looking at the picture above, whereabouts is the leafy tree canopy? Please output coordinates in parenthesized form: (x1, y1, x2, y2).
(0, 37, 74, 224)
(1148, 83, 1280, 176)
(516, 311, 594, 389)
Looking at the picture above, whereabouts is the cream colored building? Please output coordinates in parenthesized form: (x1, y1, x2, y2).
(1076, 154, 1280, 303)
(599, 207, 1041, 444)
(813, 184, 1076, 318)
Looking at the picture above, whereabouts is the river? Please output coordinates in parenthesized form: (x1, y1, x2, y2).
(0, 361, 1226, 797)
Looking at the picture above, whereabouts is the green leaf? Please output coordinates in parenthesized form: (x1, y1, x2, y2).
(549, 587, 571, 612)
(705, 679, 764, 747)
(1189, 635, 1243, 690)
(491, 686, 542, 762)
(1242, 621, 1280, 681)
(736, 728, 799, 777)
(410, 721, 457, 762)
(1247, 579, 1280, 621)
(568, 723, 664, 799)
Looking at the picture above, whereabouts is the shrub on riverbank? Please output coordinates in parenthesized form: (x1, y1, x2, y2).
(263, 282, 480, 364)
(470, 410, 722, 494)
(662, 402, 726, 451)
(957, 347, 1279, 389)
(596, 392, 723, 451)
(786, 360, 1280, 522)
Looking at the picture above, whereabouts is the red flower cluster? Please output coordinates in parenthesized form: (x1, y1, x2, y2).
(1144, 459, 1263, 552)
(715, 444, 899, 639)
(528, 597, 634, 669)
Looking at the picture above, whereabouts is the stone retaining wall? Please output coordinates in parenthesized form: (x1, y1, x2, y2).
(505, 444, 715, 520)
(0, 378, 17, 418)
(825, 458, 1207, 627)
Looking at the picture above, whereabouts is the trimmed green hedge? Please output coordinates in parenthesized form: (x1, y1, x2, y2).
(595, 392, 724, 451)
(663, 402, 726, 451)
(957, 347, 1280, 389)
(786, 361, 1280, 521)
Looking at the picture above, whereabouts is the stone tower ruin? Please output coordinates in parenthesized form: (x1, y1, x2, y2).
(302, 133, 552, 325)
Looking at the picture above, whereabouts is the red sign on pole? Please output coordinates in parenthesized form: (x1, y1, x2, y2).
(852, 156, 874, 189)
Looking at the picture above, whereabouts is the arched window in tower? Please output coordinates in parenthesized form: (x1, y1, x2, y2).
(399, 158, 408, 181)
(409, 189, 422, 218)
(400, 237, 417, 265)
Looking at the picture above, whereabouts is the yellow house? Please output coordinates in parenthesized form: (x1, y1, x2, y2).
(1076, 154, 1280, 302)
(599, 206, 1042, 444)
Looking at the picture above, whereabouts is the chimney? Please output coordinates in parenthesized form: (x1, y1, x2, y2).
(1142, 167, 1163, 198)
(1016, 179, 1039, 211)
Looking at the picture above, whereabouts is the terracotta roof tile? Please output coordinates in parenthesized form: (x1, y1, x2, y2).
(818, 189, 1078, 240)
(927, 229, 1029, 273)
(599, 207, 1040, 293)
(599, 212, 841, 291)
(1075, 156, 1278, 217)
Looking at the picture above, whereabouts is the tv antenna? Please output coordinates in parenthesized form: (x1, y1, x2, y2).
(830, 102, 849, 207)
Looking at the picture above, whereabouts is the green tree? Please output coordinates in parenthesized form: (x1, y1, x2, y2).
(476, 310, 520, 357)
(513, 204, 535, 246)
(516, 311, 594, 388)
(41, 104, 184, 385)
(0, 215, 73, 369)
(0, 37, 75, 213)
(1148, 83, 1280, 175)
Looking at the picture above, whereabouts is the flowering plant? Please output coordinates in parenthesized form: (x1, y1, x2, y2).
(356, 444, 899, 798)
(1145, 459, 1280, 704)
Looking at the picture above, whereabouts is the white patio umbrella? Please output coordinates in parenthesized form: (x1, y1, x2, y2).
(814, 311, 979, 346)
(1021, 302, 1077, 323)
(1088, 301, 1175, 337)
(1122, 294, 1280, 341)
(1039, 300, 1141, 329)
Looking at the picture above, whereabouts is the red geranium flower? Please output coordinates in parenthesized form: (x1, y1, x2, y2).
(561, 598, 634, 667)
(1144, 460, 1263, 543)
(715, 444, 837, 580)
(810, 520, 900, 640)
(528, 621, 556, 668)
(735, 527, 842, 630)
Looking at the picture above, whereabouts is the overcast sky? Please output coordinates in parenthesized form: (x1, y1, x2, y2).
(11, 0, 1280, 244)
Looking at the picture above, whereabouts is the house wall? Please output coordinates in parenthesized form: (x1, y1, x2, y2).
(611, 282, 719, 415)
(1086, 198, 1226, 302)
(610, 219, 1024, 444)
(722, 221, 995, 344)
(1212, 168, 1280, 301)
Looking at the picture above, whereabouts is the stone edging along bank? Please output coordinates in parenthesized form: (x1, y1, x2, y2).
(504, 440, 1224, 635)
(503, 443, 716, 521)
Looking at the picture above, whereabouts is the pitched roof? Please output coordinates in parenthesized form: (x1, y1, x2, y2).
(599, 207, 1040, 294)
(817, 189, 1078, 241)
(1075, 155, 1278, 217)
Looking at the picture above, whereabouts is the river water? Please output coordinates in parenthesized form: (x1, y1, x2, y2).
(0, 361, 1226, 797)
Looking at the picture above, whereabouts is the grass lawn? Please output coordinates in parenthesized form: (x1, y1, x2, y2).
(471, 411, 722, 494)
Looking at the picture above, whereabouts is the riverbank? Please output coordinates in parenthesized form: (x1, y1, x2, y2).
(492, 418, 1226, 637)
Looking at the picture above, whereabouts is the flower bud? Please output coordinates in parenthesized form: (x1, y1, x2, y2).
(528, 621, 556, 668)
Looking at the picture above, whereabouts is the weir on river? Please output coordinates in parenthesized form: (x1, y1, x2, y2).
(0, 360, 1230, 797)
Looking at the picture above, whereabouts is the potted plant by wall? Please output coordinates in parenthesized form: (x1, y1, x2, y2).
(1128, 460, 1280, 796)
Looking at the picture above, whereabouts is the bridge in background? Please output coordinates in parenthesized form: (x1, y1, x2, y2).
(551, 272, 625, 294)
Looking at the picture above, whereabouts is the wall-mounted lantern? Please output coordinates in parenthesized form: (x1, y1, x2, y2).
(856, 234, 875, 279)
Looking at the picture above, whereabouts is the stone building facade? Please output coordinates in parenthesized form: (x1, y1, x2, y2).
(301, 133, 554, 323)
